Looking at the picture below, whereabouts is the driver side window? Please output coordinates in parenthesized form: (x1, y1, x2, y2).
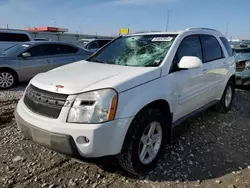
(171, 35, 203, 72)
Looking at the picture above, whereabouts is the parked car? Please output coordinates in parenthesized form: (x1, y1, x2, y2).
(15, 28, 235, 175)
(230, 40, 250, 85)
(76, 38, 112, 53)
(0, 29, 34, 53)
(0, 41, 92, 89)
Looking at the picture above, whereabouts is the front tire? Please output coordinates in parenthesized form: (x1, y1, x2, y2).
(117, 108, 168, 175)
(216, 80, 235, 113)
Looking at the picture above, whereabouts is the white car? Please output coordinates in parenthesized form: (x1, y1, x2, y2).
(15, 28, 236, 175)
(0, 29, 34, 53)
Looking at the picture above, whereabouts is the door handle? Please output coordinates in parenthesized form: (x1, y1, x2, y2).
(47, 60, 51, 63)
(223, 62, 227, 65)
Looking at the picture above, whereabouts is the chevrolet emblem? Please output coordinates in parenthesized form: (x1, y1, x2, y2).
(55, 85, 64, 91)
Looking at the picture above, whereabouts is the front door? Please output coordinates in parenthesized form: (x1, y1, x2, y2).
(170, 35, 209, 121)
(18, 44, 54, 80)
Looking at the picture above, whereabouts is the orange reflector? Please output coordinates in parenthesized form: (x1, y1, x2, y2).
(108, 94, 118, 121)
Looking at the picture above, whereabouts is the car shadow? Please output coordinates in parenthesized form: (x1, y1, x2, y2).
(236, 85, 250, 91)
(97, 89, 250, 182)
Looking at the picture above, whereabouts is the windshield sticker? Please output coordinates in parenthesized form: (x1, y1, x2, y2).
(152, 37, 173, 42)
(22, 44, 30, 48)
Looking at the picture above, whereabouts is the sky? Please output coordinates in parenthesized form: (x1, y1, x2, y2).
(0, 0, 250, 38)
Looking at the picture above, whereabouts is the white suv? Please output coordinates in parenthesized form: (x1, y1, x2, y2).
(15, 28, 235, 175)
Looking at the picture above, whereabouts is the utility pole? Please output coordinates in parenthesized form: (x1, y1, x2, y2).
(225, 22, 229, 38)
(165, 9, 170, 32)
(24, 24, 30, 30)
(79, 24, 82, 34)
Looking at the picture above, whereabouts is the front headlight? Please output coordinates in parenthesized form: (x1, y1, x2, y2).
(67, 89, 118, 123)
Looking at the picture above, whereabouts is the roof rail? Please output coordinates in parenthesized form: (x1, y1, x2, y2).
(129, 30, 162, 34)
(186, 28, 218, 32)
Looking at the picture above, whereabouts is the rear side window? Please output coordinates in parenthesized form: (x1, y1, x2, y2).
(25, 44, 55, 57)
(220, 37, 233, 57)
(87, 41, 99, 49)
(98, 40, 110, 48)
(0, 32, 30, 42)
(201, 35, 224, 62)
(53, 44, 79, 54)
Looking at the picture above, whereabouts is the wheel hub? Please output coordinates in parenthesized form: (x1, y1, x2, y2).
(138, 121, 163, 165)
(146, 138, 153, 146)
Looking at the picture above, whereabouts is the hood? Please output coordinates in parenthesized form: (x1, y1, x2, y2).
(235, 53, 250, 62)
(30, 61, 161, 94)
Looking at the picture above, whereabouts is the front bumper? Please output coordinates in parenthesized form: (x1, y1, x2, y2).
(15, 98, 134, 158)
(15, 112, 82, 158)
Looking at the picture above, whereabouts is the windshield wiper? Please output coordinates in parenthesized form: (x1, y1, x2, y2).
(91, 58, 107, 64)
(145, 60, 162, 67)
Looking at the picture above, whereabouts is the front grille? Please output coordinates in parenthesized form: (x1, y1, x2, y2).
(236, 61, 246, 72)
(24, 85, 68, 119)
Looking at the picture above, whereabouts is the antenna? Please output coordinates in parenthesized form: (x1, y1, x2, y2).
(225, 22, 229, 38)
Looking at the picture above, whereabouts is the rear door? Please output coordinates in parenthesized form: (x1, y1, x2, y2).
(200, 35, 227, 101)
(18, 44, 54, 80)
(170, 35, 207, 120)
(52, 44, 81, 68)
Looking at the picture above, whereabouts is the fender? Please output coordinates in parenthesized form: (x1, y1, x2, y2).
(116, 77, 175, 119)
(218, 62, 236, 99)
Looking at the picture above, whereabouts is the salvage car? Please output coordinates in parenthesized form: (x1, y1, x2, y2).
(231, 40, 250, 85)
(0, 41, 92, 89)
(15, 28, 235, 175)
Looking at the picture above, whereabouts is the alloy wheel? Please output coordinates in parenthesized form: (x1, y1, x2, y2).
(0, 72, 14, 88)
(138, 121, 163, 165)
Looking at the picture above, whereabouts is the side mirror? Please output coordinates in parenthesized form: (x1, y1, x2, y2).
(178, 56, 202, 69)
(22, 52, 31, 58)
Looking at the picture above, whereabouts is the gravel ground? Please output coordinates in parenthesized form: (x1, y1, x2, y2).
(0, 85, 250, 188)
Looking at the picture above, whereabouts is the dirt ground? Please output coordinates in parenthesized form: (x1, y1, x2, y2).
(0, 85, 250, 188)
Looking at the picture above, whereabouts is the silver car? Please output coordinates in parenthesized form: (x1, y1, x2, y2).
(0, 41, 92, 89)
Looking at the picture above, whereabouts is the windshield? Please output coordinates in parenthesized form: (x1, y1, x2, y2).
(1, 43, 31, 56)
(87, 34, 177, 67)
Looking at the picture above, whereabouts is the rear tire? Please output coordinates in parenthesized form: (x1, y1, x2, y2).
(0, 70, 18, 89)
(117, 108, 169, 175)
(216, 80, 235, 113)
